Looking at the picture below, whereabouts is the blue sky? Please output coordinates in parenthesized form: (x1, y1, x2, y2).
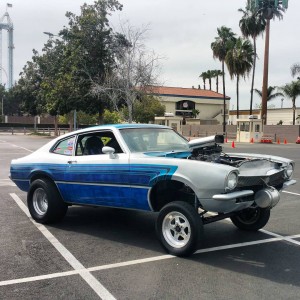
(1, 0, 299, 110)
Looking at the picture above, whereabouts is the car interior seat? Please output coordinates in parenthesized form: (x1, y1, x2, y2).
(84, 136, 104, 155)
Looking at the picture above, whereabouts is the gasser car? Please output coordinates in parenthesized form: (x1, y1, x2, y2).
(10, 124, 296, 256)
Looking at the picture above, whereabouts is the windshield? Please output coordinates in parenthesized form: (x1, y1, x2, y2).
(120, 128, 190, 153)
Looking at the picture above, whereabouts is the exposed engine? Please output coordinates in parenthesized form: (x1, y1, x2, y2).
(188, 135, 246, 167)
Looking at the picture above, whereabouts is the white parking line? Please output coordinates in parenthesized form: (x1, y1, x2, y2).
(10, 193, 116, 300)
(283, 191, 300, 196)
(2, 233, 300, 288)
(260, 229, 300, 246)
(4, 193, 300, 294)
(0, 140, 33, 153)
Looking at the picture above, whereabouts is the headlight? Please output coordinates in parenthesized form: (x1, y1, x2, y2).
(226, 172, 238, 190)
(285, 164, 294, 179)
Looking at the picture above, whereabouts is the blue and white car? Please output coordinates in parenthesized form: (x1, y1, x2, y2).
(10, 124, 296, 256)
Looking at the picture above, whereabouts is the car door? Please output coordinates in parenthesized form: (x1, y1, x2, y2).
(59, 131, 132, 208)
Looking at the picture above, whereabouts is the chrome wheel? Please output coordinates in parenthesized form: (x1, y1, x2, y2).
(162, 211, 191, 248)
(32, 188, 48, 216)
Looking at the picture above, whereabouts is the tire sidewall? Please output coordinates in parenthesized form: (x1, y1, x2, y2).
(27, 178, 67, 224)
(230, 207, 270, 231)
(156, 201, 202, 257)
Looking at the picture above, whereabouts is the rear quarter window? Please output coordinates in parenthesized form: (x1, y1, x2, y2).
(52, 136, 75, 156)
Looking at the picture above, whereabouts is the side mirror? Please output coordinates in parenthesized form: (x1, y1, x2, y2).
(102, 146, 116, 158)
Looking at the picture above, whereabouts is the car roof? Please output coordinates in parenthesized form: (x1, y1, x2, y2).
(56, 124, 171, 139)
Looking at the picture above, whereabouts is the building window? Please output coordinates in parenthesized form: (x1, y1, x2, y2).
(176, 100, 195, 110)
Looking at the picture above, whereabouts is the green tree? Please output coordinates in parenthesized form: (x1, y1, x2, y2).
(248, 0, 287, 124)
(103, 109, 122, 124)
(254, 86, 283, 101)
(279, 81, 300, 125)
(291, 63, 300, 79)
(92, 24, 161, 123)
(191, 109, 200, 118)
(212, 70, 223, 93)
(239, 4, 266, 114)
(211, 26, 236, 133)
(225, 37, 254, 119)
(199, 72, 208, 90)
(122, 95, 165, 123)
(15, 0, 123, 134)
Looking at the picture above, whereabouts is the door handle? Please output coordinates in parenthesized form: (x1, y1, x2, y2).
(67, 160, 77, 164)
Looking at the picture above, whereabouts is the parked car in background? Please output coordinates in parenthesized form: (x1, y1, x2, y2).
(10, 124, 296, 256)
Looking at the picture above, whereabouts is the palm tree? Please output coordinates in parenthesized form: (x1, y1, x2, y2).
(254, 86, 283, 101)
(212, 70, 223, 92)
(239, 5, 266, 115)
(205, 70, 215, 90)
(291, 63, 300, 79)
(199, 71, 208, 90)
(225, 37, 254, 119)
(211, 26, 236, 133)
(252, 0, 286, 124)
(279, 81, 300, 125)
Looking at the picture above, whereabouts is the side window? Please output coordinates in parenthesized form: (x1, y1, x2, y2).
(52, 136, 75, 156)
(75, 131, 123, 156)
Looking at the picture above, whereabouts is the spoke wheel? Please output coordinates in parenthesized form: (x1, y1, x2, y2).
(32, 188, 48, 216)
(157, 201, 203, 257)
(230, 207, 270, 231)
(28, 178, 68, 224)
(162, 212, 191, 249)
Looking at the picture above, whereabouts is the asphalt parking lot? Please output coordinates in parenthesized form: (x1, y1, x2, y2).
(1, 134, 300, 300)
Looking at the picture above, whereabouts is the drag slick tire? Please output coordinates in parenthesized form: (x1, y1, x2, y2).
(230, 207, 270, 231)
(156, 201, 202, 257)
(27, 178, 68, 224)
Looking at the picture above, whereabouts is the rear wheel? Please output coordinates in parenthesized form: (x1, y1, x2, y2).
(27, 178, 68, 224)
(156, 201, 202, 257)
(230, 207, 270, 231)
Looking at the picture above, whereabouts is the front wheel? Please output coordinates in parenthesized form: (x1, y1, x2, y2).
(27, 178, 68, 224)
(230, 207, 270, 231)
(156, 201, 203, 257)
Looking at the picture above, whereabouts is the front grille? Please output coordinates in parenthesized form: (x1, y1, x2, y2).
(237, 170, 285, 188)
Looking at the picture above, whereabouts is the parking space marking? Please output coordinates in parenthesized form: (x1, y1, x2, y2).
(0, 179, 16, 186)
(0, 140, 33, 153)
(5, 193, 300, 295)
(10, 193, 116, 300)
(260, 229, 300, 246)
(283, 191, 300, 196)
(2, 232, 300, 288)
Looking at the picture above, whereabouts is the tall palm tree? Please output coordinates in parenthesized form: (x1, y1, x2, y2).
(279, 81, 300, 125)
(291, 63, 300, 79)
(212, 69, 223, 92)
(239, 4, 266, 115)
(205, 70, 215, 90)
(225, 37, 254, 119)
(252, 0, 286, 124)
(211, 26, 236, 133)
(199, 71, 208, 90)
(254, 86, 283, 101)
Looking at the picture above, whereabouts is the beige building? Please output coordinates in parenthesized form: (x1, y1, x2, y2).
(229, 108, 300, 125)
(151, 86, 230, 127)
